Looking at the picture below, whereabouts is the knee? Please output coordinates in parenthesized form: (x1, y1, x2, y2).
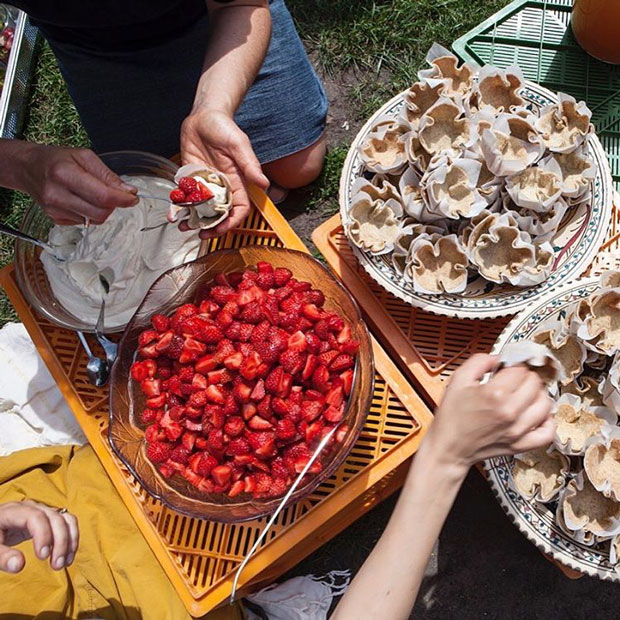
(263, 135, 327, 189)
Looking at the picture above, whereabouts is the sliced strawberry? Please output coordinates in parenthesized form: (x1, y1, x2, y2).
(139, 329, 159, 347)
(336, 324, 352, 344)
(197, 181, 214, 200)
(146, 394, 167, 409)
(140, 378, 161, 397)
(256, 394, 272, 418)
(228, 480, 246, 498)
(244, 475, 257, 493)
(340, 369, 354, 396)
(179, 337, 207, 363)
(240, 301, 263, 324)
(160, 411, 183, 441)
(287, 331, 307, 352)
(273, 267, 292, 287)
(185, 419, 203, 431)
(325, 385, 344, 408)
(330, 354, 355, 372)
(141, 408, 159, 424)
(146, 441, 172, 464)
(324, 404, 344, 423)
(224, 394, 239, 415)
(312, 365, 331, 393)
(205, 384, 226, 404)
(224, 416, 245, 437)
(305, 289, 325, 306)
(240, 351, 262, 381)
(181, 430, 197, 451)
(257, 261, 274, 274)
(301, 399, 323, 422)
(215, 310, 234, 330)
(279, 349, 304, 375)
(237, 289, 255, 306)
(169, 188, 186, 204)
(178, 176, 197, 194)
(275, 418, 296, 441)
(138, 343, 159, 359)
(250, 378, 266, 401)
(223, 351, 243, 370)
(302, 303, 322, 322)
(318, 350, 339, 367)
(305, 419, 324, 444)
(207, 368, 234, 384)
(248, 416, 273, 431)
(131, 361, 148, 382)
(301, 354, 318, 381)
(305, 332, 322, 354)
(191, 373, 208, 390)
(211, 465, 232, 486)
(233, 381, 252, 404)
(227, 437, 251, 456)
(242, 403, 257, 420)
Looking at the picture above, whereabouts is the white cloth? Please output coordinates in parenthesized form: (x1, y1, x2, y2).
(0, 323, 86, 456)
(245, 570, 351, 620)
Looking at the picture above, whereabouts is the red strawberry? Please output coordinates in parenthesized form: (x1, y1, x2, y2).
(240, 351, 262, 381)
(199, 324, 223, 344)
(191, 374, 208, 391)
(223, 351, 244, 370)
(188, 390, 207, 408)
(205, 385, 226, 404)
(131, 362, 148, 382)
(287, 331, 307, 352)
(206, 429, 226, 454)
(271, 397, 290, 416)
(191, 453, 218, 477)
(207, 368, 234, 384)
(301, 354, 318, 381)
(330, 354, 355, 372)
(147, 441, 173, 464)
(186, 190, 203, 203)
(215, 310, 234, 329)
(178, 176, 197, 194)
(256, 272, 275, 290)
(248, 432, 276, 457)
(318, 350, 339, 367)
(301, 400, 323, 422)
(250, 320, 271, 345)
(274, 285, 293, 302)
(204, 403, 225, 426)
(238, 323, 254, 342)
(146, 394, 167, 409)
(305, 419, 324, 444)
(141, 408, 158, 424)
(265, 367, 284, 395)
(314, 320, 330, 340)
(312, 365, 330, 393)
(291, 279, 311, 292)
(305, 289, 325, 306)
(221, 300, 240, 317)
(302, 304, 322, 322)
(165, 335, 184, 359)
(240, 301, 263, 324)
(228, 480, 246, 498)
(324, 404, 344, 423)
(262, 296, 280, 325)
(340, 339, 360, 355)
(325, 385, 344, 408)
(254, 473, 273, 496)
(250, 378, 266, 401)
(257, 261, 273, 274)
(170, 445, 191, 465)
(227, 437, 251, 456)
(305, 332, 321, 354)
(139, 329, 159, 347)
(244, 475, 257, 493)
(273, 267, 292, 287)
(275, 418, 296, 441)
(340, 369, 354, 396)
(224, 394, 239, 415)
(215, 338, 236, 358)
(233, 381, 252, 404)
(257, 394, 272, 418)
(254, 340, 282, 364)
(169, 188, 186, 203)
(152, 314, 170, 332)
(182, 429, 198, 450)
(179, 337, 206, 363)
(279, 349, 305, 375)
(210, 285, 237, 305)
(248, 416, 273, 431)
(197, 181, 214, 200)
(242, 402, 257, 420)
(224, 416, 245, 437)
(195, 353, 218, 374)
(279, 313, 300, 332)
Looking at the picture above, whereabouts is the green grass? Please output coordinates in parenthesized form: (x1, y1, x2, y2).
(289, 0, 511, 119)
(306, 143, 349, 216)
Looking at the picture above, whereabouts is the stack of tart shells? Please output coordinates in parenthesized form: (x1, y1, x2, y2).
(509, 271, 620, 563)
(346, 43, 596, 295)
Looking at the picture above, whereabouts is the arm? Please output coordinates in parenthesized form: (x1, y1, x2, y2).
(181, 0, 271, 239)
(332, 355, 555, 620)
(0, 139, 138, 224)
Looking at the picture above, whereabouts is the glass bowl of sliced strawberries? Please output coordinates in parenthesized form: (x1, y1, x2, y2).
(108, 247, 374, 521)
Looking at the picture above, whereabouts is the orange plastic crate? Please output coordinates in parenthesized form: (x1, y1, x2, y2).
(0, 187, 433, 616)
(312, 204, 620, 409)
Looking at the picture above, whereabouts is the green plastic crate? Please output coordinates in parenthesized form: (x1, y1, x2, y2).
(453, 0, 620, 191)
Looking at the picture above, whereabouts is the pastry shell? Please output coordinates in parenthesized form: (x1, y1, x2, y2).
(512, 446, 570, 503)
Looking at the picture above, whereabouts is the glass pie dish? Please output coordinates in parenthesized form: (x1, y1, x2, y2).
(108, 247, 374, 522)
(14, 150, 180, 333)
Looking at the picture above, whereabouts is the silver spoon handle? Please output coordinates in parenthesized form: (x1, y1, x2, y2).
(76, 330, 93, 358)
(0, 222, 52, 252)
(136, 193, 170, 203)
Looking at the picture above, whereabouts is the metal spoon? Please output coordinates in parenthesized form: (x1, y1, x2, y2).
(76, 330, 109, 387)
(95, 275, 118, 366)
(0, 223, 66, 261)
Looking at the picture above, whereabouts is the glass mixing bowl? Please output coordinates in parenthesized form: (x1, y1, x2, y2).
(108, 247, 375, 522)
(14, 151, 179, 333)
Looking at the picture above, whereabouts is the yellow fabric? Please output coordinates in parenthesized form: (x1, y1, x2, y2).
(0, 445, 244, 620)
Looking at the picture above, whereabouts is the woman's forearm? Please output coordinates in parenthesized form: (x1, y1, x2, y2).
(0, 139, 37, 191)
(194, 3, 271, 116)
(331, 433, 468, 620)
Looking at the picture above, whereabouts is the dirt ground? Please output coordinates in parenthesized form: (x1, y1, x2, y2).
(279, 68, 620, 620)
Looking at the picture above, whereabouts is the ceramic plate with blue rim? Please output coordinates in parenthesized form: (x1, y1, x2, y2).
(339, 82, 614, 319)
(486, 277, 620, 581)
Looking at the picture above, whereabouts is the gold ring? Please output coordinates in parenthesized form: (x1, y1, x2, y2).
(57, 508, 68, 515)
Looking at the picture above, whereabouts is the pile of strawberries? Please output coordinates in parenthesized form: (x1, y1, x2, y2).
(130, 262, 359, 499)
(169, 176, 214, 205)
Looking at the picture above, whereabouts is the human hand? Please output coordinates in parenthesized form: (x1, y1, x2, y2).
(180, 108, 269, 239)
(426, 354, 555, 472)
(0, 500, 79, 573)
(19, 145, 138, 225)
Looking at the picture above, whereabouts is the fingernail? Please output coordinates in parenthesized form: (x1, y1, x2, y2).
(39, 545, 50, 559)
(7, 556, 20, 573)
(66, 553, 74, 565)
(121, 182, 137, 193)
(54, 556, 65, 569)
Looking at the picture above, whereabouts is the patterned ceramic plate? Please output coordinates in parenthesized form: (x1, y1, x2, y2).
(339, 83, 614, 319)
(486, 277, 620, 581)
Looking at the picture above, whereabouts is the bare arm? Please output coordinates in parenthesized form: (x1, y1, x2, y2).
(332, 355, 555, 620)
(181, 0, 271, 238)
(0, 139, 137, 224)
